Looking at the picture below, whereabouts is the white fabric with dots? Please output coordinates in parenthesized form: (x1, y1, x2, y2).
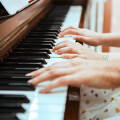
(80, 86, 120, 120)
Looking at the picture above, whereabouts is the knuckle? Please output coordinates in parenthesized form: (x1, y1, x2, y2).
(64, 40, 69, 43)
(59, 79, 65, 85)
(46, 67, 52, 71)
(69, 26, 73, 29)
(68, 47, 74, 52)
(63, 43, 69, 47)
(49, 70, 59, 76)
(49, 70, 56, 76)
(64, 55, 69, 58)
(68, 29, 73, 33)
(57, 49, 62, 54)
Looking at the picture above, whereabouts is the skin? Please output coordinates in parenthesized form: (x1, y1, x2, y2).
(59, 26, 103, 46)
(26, 59, 120, 93)
(59, 26, 120, 47)
(53, 26, 120, 60)
(52, 40, 103, 60)
(26, 27, 120, 93)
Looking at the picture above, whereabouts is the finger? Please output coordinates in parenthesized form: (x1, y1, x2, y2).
(26, 67, 51, 77)
(51, 60, 77, 68)
(52, 42, 70, 52)
(61, 54, 79, 59)
(59, 29, 80, 38)
(28, 67, 77, 85)
(39, 75, 76, 93)
(52, 40, 72, 52)
(60, 26, 78, 33)
(73, 36, 90, 44)
(39, 69, 87, 93)
(27, 59, 78, 77)
(56, 47, 78, 55)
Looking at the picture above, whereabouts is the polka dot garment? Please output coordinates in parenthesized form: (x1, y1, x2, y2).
(80, 86, 120, 120)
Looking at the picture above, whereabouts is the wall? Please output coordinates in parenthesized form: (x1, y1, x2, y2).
(110, 0, 120, 52)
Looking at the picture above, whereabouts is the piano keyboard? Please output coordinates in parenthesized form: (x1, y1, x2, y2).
(0, 6, 82, 120)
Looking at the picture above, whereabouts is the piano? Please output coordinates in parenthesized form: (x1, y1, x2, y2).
(0, 0, 84, 120)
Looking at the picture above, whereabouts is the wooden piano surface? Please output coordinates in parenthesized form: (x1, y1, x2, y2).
(0, 0, 52, 59)
(0, 0, 83, 120)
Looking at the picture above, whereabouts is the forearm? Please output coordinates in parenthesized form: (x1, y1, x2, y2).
(106, 61, 120, 88)
(100, 33, 120, 47)
(109, 53, 120, 60)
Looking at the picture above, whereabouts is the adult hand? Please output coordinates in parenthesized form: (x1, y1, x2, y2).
(59, 26, 103, 46)
(52, 40, 103, 60)
(26, 59, 120, 93)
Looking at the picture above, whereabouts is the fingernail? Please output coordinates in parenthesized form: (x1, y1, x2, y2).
(61, 55, 65, 59)
(26, 73, 31, 76)
(59, 35, 62, 38)
(54, 51, 58, 54)
(39, 88, 46, 93)
(28, 79, 33, 83)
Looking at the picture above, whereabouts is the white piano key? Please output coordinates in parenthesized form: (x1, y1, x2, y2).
(50, 53, 62, 58)
(0, 6, 82, 120)
(61, 6, 82, 30)
(45, 58, 68, 67)
(18, 112, 64, 120)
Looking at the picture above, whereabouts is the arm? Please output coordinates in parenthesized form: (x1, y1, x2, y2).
(26, 59, 120, 93)
(59, 26, 120, 47)
(101, 33, 120, 47)
(106, 53, 120, 60)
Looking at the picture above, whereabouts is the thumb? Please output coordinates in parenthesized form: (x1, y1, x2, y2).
(73, 35, 89, 44)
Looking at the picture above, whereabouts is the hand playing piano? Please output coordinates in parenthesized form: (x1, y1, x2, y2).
(26, 59, 120, 93)
(59, 26, 103, 46)
(52, 40, 103, 60)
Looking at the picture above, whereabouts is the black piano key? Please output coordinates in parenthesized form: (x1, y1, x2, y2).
(2, 62, 43, 66)
(28, 33, 57, 39)
(0, 83, 35, 91)
(0, 94, 30, 103)
(32, 28, 60, 33)
(0, 113, 18, 120)
(20, 41, 55, 46)
(13, 48, 52, 54)
(38, 22, 62, 26)
(34, 26, 60, 30)
(41, 19, 63, 22)
(45, 17, 65, 21)
(39, 21, 63, 25)
(0, 70, 30, 75)
(0, 103, 25, 113)
(17, 43, 53, 49)
(30, 32, 58, 37)
(43, 19, 64, 22)
(0, 66, 38, 71)
(0, 76, 33, 84)
(4, 58, 47, 64)
(37, 24, 61, 27)
(22, 38, 56, 43)
(0, 63, 43, 68)
(1, 61, 43, 66)
(10, 52, 50, 59)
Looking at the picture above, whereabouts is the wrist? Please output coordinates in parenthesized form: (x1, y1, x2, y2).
(98, 33, 106, 46)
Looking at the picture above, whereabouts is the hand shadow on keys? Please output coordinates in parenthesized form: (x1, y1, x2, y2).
(36, 84, 67, 94)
